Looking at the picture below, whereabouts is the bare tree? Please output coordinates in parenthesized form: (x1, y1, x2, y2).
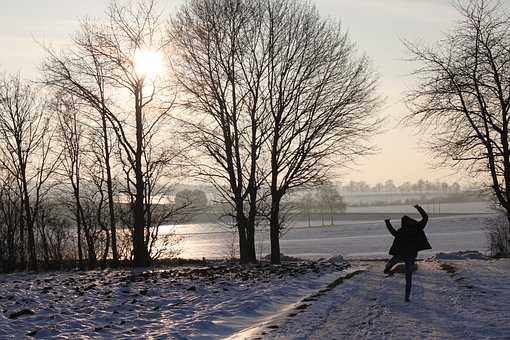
(54, 96, 82, 265)
(0, 172, 22, 272)
(0, 74, 59, 271)
(54, 95, 102, 267)
(42, 25, 121, 264)
(264, 0, 380, 263)
(316, 182, 346, 226)
(86, 127, 118, 263)
(405, 0, 510, 229)
(116, 121, 188, 260)
(43, 0, 175, 266)
(170, 0, 270, 263)
(171, 0, 379, 264)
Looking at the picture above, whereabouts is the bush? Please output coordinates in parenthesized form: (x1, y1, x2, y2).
(486, 214, 510, 257)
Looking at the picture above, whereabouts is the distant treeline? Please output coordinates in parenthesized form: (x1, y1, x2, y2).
(347, 191, 487, 208)
(339, 179, 465, 193)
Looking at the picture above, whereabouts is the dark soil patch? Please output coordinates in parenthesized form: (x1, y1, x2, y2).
(9, 309, 35, 319)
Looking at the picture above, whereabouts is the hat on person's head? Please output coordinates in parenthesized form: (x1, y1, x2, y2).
(401, 215, 418, 228)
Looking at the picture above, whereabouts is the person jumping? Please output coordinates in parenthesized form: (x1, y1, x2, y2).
(384, 205, 432, 302)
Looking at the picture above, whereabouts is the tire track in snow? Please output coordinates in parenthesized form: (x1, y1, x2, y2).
(227, 267, 366, 340)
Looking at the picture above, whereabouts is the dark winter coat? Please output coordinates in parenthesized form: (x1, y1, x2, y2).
(386, 207, 432, 258)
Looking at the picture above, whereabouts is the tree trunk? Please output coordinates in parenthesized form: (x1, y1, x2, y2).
(76, 200, 83, 268)
(76, 199, 98, 269)
(7, 223, 16, 272)
(102, 229, 110, 264)
(72, 164, 84, 269)
(101, 110, 118, 264)
(21, 168, 37, 271)
(236, 203, 250, 263)
(245, 226, 256, 262)
(84, 230, 97, 268)
(505, 211, 510, 255)
(269, 194, 281, 265)
(132, 91, 150, 267)
(237, 220, 247, 263)
(245, 217, 256, 262)
(245, 188, 258, 263)
(39, 217, 50, 269)
(18, 206, 25, 270)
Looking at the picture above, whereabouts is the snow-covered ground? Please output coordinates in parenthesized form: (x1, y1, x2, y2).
(242, 255, 510, 339)
(2, 253, 509, 339)
(0, 258, 350, 339)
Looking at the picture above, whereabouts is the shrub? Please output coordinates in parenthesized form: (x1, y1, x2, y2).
(486, 214, 510, 257)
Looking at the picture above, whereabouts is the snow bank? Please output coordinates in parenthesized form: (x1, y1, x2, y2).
(320, 255, 349, 267)
(433, 250, 489, 260)
(261, 253, 304, 262)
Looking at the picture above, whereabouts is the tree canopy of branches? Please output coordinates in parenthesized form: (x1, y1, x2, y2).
(171, 0, 380, 264)
(43, 0, 177, 266)
(405, 0, 510, 228)
(0, 75, 59, 271)
(264, 0, 379, 263)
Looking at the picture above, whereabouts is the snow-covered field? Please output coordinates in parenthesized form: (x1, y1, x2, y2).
(1, 253, 509, 339)
(0, 257, 350, 339)
(174, 214, 494, 260)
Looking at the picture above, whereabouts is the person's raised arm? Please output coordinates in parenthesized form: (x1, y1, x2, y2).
(414, 205, 428, 229)
(385, 219, 397, 236)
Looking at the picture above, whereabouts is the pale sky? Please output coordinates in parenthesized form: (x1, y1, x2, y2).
(0, 0, 467, 185)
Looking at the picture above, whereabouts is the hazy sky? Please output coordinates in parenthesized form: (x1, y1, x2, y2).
(0, 0, 466, 185)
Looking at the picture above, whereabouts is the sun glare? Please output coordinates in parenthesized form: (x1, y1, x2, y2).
(134, 49, 164, 80)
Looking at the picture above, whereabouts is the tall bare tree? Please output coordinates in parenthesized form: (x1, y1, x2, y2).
(54, 96, 86, 266)
(264, 0, 380, 263)
(170, 0, 270, 263)
(42, 26, 120, 264)
(43, 0, 174, 266)
(405, 0, 510, 229)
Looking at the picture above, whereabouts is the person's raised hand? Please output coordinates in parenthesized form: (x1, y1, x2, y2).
(384, 218, 391, 223)
(414, 204, 421, 209)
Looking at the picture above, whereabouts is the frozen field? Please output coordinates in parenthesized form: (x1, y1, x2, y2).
(170, 212, 495, 260)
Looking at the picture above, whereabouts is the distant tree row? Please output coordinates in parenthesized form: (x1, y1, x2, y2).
(339, 179, 463, 193)
(296, 182, 347, 226)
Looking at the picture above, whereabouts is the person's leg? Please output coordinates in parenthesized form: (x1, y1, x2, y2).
(384, 256, 401, 274)
(404, 257, 416, 301)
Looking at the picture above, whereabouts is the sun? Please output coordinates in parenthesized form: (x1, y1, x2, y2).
(134, 49, 164, 80)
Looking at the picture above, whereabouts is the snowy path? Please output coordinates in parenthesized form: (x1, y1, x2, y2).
(255, 259, 510, 339)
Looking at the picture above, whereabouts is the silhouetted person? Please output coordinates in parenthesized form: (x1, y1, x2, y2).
(384, 205, 431, 302)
